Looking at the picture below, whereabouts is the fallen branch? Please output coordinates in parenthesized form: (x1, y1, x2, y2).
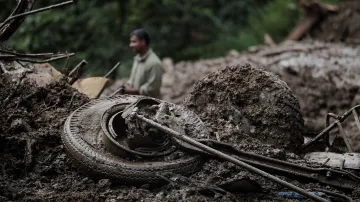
(104, 62, 121, 78)
(0, 49, 54, 58)
(0, 53, 75, 63)
(0, 0, 36, 41)
(0, 1, 74, 31)
(285, 0, 338, 41)
(285, 13, 319, 41)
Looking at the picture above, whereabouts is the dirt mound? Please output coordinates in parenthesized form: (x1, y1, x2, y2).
(183, 64, 304, 153)
(0, 74, 298, 201)
(0, 75, 90, 201)
(0, 72, 348, 202)
(161, 40, 360, 151)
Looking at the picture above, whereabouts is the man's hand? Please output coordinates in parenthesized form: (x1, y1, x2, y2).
(124, 83, 139, 95)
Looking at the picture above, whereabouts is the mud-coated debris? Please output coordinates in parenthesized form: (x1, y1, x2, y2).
(158, 39, 360, 152)
(97, 179, 111, 188)
(184, 63, 305, 154)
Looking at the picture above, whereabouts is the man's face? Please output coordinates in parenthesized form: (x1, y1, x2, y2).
(129, 35, 145, 53)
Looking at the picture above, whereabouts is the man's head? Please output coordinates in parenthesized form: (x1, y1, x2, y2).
(129, 29, 150, 54)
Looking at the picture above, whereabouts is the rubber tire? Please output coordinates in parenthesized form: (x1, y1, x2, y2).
(62, 95, 203, 185)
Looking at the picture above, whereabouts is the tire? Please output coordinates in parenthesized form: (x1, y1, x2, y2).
(62, 95, 204, 185)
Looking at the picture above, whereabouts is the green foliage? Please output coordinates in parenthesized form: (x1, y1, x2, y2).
(0, 0, 339, 77)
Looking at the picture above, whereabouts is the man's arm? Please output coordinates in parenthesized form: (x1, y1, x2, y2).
(124, 62, 139, 95)
(124, 83, 139, 95)
(138, 63, 162, 97)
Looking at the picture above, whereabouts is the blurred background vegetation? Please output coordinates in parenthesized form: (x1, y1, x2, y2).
(0, 0, 339, 78)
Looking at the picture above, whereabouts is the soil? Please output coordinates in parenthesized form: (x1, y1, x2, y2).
(161, 40, 360, 152)
(2, 1, 360, 199)
(183, 64, 304, 154)
(2, 67, 359, 201)
(0, 74, 284, 201)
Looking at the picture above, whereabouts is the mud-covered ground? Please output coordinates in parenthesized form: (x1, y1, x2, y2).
(0, 75, 281, 201)
(160, 40, 360, 152)
(2, 1, 360, 200)
(2, 69, 360, 201)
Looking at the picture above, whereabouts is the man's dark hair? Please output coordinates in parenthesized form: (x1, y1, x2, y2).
(130, 29, 151, 46)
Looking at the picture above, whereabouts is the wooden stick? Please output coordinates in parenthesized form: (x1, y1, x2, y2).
(0, 53, 75, 63)
(68, 59, 87, 77)
(0, 49, 54, 58)
(104, 62, 121, 78)
(0, 0, 36, 41)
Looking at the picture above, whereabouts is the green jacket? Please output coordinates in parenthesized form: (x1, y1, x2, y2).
(127, 49, 163, 98)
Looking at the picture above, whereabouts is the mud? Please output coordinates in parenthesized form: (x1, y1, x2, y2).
(161, 40, 360, 151)
(183, 64, 304, 154)
(0, 75, 90, 201)
(0, 74, 280, 201)
(3, 72, 359, 201)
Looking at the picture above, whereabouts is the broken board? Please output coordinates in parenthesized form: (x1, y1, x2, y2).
(304, 152, 360, 169)
(72, 77, 109, 99)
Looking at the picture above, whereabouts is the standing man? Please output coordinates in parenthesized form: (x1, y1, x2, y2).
(123, 29, 163, 98)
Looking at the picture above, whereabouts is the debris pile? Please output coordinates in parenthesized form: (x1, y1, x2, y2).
(0, 75, 286, 201)
(1, 0, 360, 201)
(161, 40, 360, 151)
(0, 75, 90, 201)
(3, 65, 360, 201)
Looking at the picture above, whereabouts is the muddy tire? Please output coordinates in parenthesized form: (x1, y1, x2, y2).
(62, 95, 203, 185)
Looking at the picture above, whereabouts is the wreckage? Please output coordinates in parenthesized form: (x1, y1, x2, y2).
(1, 0, 360, 201)
(62, 65, 360, 202)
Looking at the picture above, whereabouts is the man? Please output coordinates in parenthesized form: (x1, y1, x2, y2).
(123, 29, 163, 98)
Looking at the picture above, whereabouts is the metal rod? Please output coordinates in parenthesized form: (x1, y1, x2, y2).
(352, 109, 360, 133)
(109, 86, 125, 97)
(0, 1, 74, 31)
(135, 114, 329, 202)
(304, 105, 360, 149)
(303, 121, 338, 149)
(68, 59, 87, 77)
(104, 62, 121, 78)
(336, 122, 353, 152)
